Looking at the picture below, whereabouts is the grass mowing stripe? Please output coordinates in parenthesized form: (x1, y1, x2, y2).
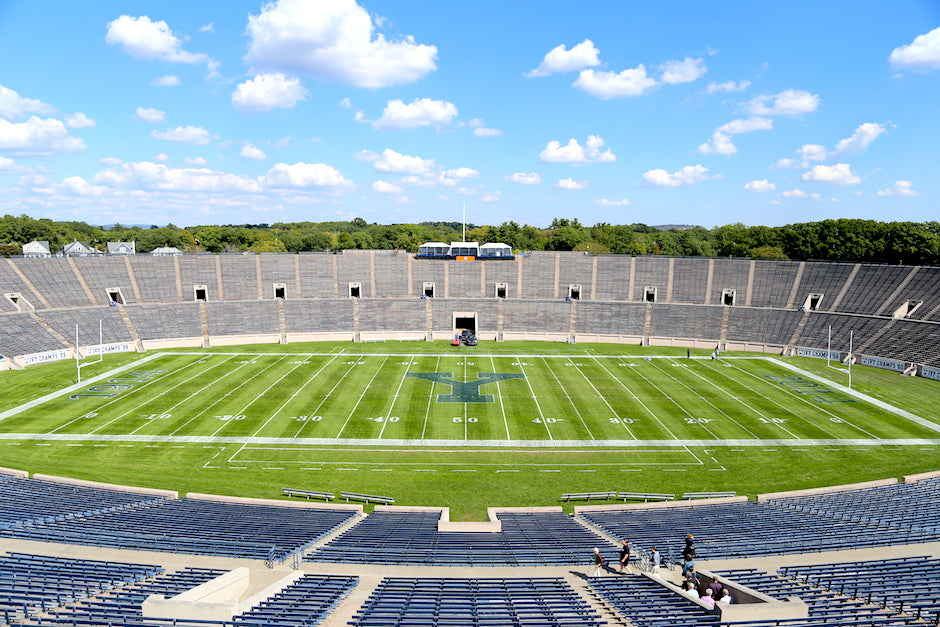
(569, 358, 635, 439)
(540, 357, 595, 440)
(333, 355, 390, 438)
(378, 356, 415, 440)
(514, 356, 553, 440)
(208, 355, 295, 438)
(419, 356, 441, 440)
(291, 355, 369, 438)
(490, 356, 512, 441)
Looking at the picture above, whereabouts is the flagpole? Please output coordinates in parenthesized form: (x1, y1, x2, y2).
(848, 330, 854, 389)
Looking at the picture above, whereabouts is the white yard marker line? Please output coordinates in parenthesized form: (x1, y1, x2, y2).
(333, 356, 391, 439)
(209, 355, 301, 438)
(514, 356, 553, 440)
(419, 356, 442, 440)
(541, 357, 595, 440)
(463, 357, 468, 440)
(84, 355, 237, 435)
(589, 356, 679, 441)
(650, 359, 764, 439)
(568, 359, 635, 438)
(490, 356, 512, 441)
(377, 356, 414, 439)
(291, 355, 366, 438)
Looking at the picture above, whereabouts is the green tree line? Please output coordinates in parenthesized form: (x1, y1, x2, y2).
(1, 214, 938, 265)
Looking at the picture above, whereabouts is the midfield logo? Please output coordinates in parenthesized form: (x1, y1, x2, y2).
(406, 372, 526, 403)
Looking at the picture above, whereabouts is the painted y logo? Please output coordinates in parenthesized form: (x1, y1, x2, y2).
(406, 372, 526, 403)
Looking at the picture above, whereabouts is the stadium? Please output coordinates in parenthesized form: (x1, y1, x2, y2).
(1, 250, 939, 626)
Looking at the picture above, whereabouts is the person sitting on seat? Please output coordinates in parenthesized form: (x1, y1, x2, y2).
(700, 588, 715, 608)
(683, 581, 699, 599)
(718, 589, 733, 604)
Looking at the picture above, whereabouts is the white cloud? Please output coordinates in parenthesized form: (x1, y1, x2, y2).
(697, 131, 737, 156)
(105, 15, 212, 65)
(0, 156, 29, 173)
(706, 79, 750, 93)
(338, 97, 352, 108)
(717, 117, 772, 134)
(831, 122, 886, 158)
(525, 38, 601, 77)
(876, 180, 919, 197)
(640, 164, 709, 187)
(135, 107, 165, 123)
(0, 85, 56, 120)
(93, 161, 262, 193)
(154, 153, 169, 162)
(556, 177, 587, 190)
(357, 148, 437, 175)
(150, 126, 212, 145)
(889, 26, 940, 71)
(539, 134, 616, 163)
(573, 66, 659, 99)
(469, 118, 502, 137)
(0, 116, 85, 156)
(151, 75, 180, 87)
(372, 180, 403, 194)
(65, 113, 95, 129)
(505, 172, 541, 185)
(182, 156, 208, 166)
(260, 162, 354, 190)
(798, 144, 828, 162)
(100, 157, 122, 166)
(595, 198, 629, 207)
(659, 57, 706, 84)
(199, 22, 215, 33)
(744, 179, 776, 193)
(480, 192, 501, 203)
(232, 73, 308, 113)
(240, 144, 267, 160)
(372, 98, 457, 130)
(802, 163, 861, 185)
(782, 189, 821, 200)
(445, 167, 479, 179)
(744, 89, 820, 116)
(244, 0, 438, 88)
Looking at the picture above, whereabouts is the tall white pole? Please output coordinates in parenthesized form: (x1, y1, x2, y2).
(75, 323, 80, 383)
(827, 325, 832, 367)
(848, 330, 854, 389)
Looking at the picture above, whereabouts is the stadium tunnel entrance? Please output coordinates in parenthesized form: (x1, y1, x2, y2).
(452, 312, 477, 335)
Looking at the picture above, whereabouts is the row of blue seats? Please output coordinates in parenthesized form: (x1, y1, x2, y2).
(588, 575, 719, 627)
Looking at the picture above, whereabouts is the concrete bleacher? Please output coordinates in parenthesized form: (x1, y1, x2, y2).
(632, 256, 671, 301)
(372, 254, 410, 298)
(411, 259, 446, 299)
(205, 301, 280, 337)
(576, 301, 647, 337)
(750, 260, 802, 308)
(519, 252, 557, 300)
(670, 257, 710, 304)
(36, 307, 133, 347)
(726, 307, 800, 347)
(649, 304, 723, 342)
(10, 258, 92, 309)
(335, 253, 372, 298)
(502, 299, 571, 335)
(128, 255, 179, 303)
(258, 253, 297, 299)
(446, 259, 484, 298)
(177, 255, 219, 301)
(219, 254, 259, 301)
(709, 258, 751, 306)
(296, 252, 337, 297)
(592, 255, 631, 301)
(0, 259, 46, 309)
(0, 313, 66, 356)
(557, 253, 595, 300)
(283, 299, 354, 336)
(862, 319, 940, 367)
(793, 262, 855, 311)
(71, 257, 136, 306)
(835, 264, 913, 315)
(880, 265, 940, 321)
(123, 302, 202, 342)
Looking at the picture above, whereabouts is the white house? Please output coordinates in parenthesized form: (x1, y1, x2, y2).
(22, 240, 51, 257)
(107, 241, 136, 255)
(61, 241, 94, 256)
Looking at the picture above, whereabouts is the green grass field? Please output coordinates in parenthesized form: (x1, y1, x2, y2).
(1, 341, 939, 519)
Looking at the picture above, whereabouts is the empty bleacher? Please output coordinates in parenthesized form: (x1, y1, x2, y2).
(670, 257, 710, 304)
(0, 313, 66, 355)
(283, 299, 354, 334)
(11, 258, 91, 309)
(124, 302, 202, 341)
(177, 255, 218, 301)
(750, 260, 802, 308)
(444, 258, 484, 298)
(205, 301, 280, 337)
(835, 264, 913, 315)
(72, 257, 136, 306)
(593, 255, 631, 301)
(649, 304, 723, 341)
(0, 259, 46, 309)
(794, 262, 854, 311)
(219, 255, 259, 301)
(128, 255, 179, 302)
(502, 300, 571, 335)
(576, 301, 647, 337)
(258, 253, 297, 299)
(726, 307, 800, 346)
(36, 307, 133, 346)
(373, 254, 410, 298)
(588, 574, 719, 627)
(709, 258, 752, 306)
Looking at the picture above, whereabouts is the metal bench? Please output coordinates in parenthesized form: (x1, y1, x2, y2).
(282, 487, 335, 501)
(560, 491, 617, 502)
(681, 491, 737, 499)
(340, 491, 395, 505)
(616, 492, 675, 502)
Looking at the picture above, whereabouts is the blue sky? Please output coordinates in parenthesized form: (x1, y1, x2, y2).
(0, 0, 937, 229)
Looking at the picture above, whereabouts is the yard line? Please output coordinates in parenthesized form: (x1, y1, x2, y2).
(463, 356, 468, 440)
(703, 360, 874, 439)
(648, 359, 764, 438)
(209, 355, 297, 437)
(540, 357, 595, 440)
(419, 356, 442, 439)
(377, 356, 414, 439)
(333, 355, 391, 438)
(291, 356, 372, 438)
(567, 360, 635, 439)
(489, 356, 512, 440)
(623, 361, 722, 439)
(513, 356, 553, 440)
(83, 356, 241, 435)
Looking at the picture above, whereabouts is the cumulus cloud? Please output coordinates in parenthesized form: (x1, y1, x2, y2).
(889, 26, 940, 71)
(372, 98, 457, 130)
(595, 198, 629, 207)
(240, 144, 267, 160)
(744, 179, 776, 193)
(0, 85, 56, 120)
(505, 172, 541, 185)
(105, 15, 214, 68)
(744, 89, 820, 116)
(99, 157, 122, 166)
(525, 39, 601, 77)
(135, 107, 165, 123)
(232, 73, 308, 113)
(260, 161, 354, 190)
(0, 116, 86, 156)
(244, 0, 438, 88)
(556, 177, 587, 190)
(876, 180, 919, 197)
(706, 79, 750, 93)
(640, 164, 709, 187)
(0, 156, 29, 173)
(539, 134, 616, 163)
(199, 22, 215, 33)
(150, 126, 212, 145)
(65, 113, 95, 129)
(717, 117, 772, 134)
(831, 122, 886, 158)
(372, 180, 403, 194)
(469, 118, 502, 137)
(151, 75, 180, 87)
(659, 57, 706, 84)
(182, 156, 207, 166)
(697, 131, 737, 156)
(802, 163, 861, 185)
(355, 148, 437, 175)
(445, 167, 479, 179)
(93, 161, 262, 193)
(573, 65, 659, 99)
(781, 189, 821, 200)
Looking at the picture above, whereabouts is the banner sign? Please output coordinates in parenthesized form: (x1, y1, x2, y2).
(20, 349, 70, 366)
(920, 366, 940, 382)
(81, 342, 134, 356)
(796, 347, 842, 361)
(860, 355, 908, 372)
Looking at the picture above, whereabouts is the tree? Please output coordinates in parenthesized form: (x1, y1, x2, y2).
(546, 225, 587, 251)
